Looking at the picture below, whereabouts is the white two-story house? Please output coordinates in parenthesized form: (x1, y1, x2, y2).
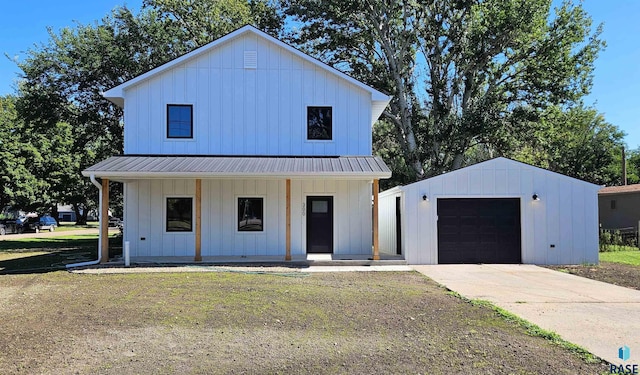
(82, 25, 392, 263)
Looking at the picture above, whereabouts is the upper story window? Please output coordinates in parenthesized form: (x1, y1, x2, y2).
(307, 106, 332, 141)
(167, 104, 193, 138)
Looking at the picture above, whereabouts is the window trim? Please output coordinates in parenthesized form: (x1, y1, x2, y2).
(166, 104, 194, 139)
(236, 196, 266, 233)
(306, 105, 334, 142)
(165, 196, 194, 233)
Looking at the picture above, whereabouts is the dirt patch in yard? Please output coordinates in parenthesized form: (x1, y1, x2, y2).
(0, 271, 607, 374)
(547, 262, 640, 290)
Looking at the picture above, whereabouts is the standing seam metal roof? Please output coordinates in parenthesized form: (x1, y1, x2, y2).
(82, 156, 392, 179)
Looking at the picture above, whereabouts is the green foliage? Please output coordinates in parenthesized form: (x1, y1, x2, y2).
(599, 228, 638, 252)
(143, 0, 283, 46)
(283, 0, 612, 183)
(625, 148, 640, 185)
(512, 105, 625, 185)
(0, 95, 43, 210)
(13, 1, 282, 221)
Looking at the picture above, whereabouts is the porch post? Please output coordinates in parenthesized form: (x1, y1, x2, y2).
(195, 179, 202, 262)
(372, 179, 380, 260)
(285, 179, 291, 261)
(100, 178, 109, 264)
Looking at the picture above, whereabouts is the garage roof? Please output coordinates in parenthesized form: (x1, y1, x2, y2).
(82, 155, 392, 180)
(599, 184, 640, 195)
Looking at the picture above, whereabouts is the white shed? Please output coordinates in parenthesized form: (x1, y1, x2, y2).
(379, 157, 601, 265)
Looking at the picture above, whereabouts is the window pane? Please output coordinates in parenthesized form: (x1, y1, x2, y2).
(312, 200, 328, 213)
(307, 107, 332, 140)
(238, 198, 264, 231)
(166, 198, 193, 232)
(167, 105, 193, 138)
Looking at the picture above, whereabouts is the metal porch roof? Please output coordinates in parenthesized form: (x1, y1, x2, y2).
(82, 156, 392, 180)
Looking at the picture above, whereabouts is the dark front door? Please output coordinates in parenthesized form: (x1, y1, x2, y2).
(395, 196, 402, 255)
(307, 196, 333, 253)
(437, 198, 521, 264)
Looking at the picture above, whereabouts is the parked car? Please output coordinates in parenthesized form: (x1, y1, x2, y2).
(108, 217, 123, 228)
(0, 219, 22, 235)
(19, 216, 58, 233)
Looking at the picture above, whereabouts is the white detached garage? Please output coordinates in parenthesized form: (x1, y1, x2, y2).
(379, 157, 600, 265)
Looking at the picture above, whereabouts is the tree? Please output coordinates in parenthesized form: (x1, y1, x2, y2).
(626, 149, 640, 185)
(512, 105, 625, 185)
(15, 1, 283, 223)
(142, 0, 283, 46)
(283, 0, 604, 183)
(0, 95, 42, 212)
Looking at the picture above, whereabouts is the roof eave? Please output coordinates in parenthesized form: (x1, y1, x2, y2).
(81, 170, 391, 180)
(598, 190, 640, 196)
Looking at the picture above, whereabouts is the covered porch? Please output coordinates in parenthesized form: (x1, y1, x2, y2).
(82, 156, 393, 264)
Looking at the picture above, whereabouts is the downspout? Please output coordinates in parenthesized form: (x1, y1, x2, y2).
(66, 174, 103, 268)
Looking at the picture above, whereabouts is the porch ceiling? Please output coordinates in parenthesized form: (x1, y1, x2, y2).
(82, 155, 392, 181)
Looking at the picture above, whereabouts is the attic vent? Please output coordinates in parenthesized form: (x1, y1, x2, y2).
(244, 51, 257, 69)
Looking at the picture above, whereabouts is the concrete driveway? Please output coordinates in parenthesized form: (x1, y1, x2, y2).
(412, 264, 640, 365)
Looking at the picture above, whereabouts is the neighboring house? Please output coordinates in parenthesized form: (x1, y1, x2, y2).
(57, 205, 103, 222)
(598, 184, 640, 230)
(83, 26, 392, 263)
(57, 205, 76, 222)
(379, 158, 600, 265)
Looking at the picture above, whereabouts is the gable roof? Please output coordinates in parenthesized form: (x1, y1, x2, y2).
(395, 157, 601, 192)
(103, 25, 391, 114)
(599, 184, 640, 195)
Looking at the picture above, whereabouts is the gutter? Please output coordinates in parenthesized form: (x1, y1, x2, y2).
(66, 174, 103, 269)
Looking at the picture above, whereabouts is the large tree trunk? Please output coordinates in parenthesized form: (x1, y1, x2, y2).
(73, 204, 87, 225)
(51, 204, 59, 224)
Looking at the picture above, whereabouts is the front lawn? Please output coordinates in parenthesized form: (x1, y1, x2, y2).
(600, 250, 640, 266)
(0, 234, 121, 274)
(0, 271, 606, 374)
(548, 250, 640, 290)
(54, 221, 99, 232)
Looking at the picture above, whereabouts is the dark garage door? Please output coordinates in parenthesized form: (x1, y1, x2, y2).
(437, 198, 521, 264)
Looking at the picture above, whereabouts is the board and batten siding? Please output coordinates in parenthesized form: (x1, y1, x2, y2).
(124, 178, 373, 257)
(123, 33, 373, 156)
(378, 188, 401, 256)
(380, 158, 600, 265)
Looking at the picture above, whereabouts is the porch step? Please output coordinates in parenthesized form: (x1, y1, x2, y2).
(304, 259, 408, 266)
(104, 255, 407, 268)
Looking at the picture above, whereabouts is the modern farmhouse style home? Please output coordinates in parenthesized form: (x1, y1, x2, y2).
(83, 25, 392, 263)
(379, 158, 601, 265)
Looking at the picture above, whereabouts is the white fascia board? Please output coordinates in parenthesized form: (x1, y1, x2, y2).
(379, 186, 403, 198)
(101, 25, 391, 107)
(82, 171, 392, 180)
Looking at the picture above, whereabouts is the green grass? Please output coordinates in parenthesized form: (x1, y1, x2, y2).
(0, 234, 121, 274)
(600, 250, 640, 266)
(599, 244, 638, 252)
(54, 221, 99, 232)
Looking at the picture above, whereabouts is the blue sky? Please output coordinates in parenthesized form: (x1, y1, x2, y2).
(0, 0, 638, 149)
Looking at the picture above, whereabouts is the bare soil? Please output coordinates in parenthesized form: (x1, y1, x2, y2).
(547, 262, 640, 290)
(0, 270, 607, 374)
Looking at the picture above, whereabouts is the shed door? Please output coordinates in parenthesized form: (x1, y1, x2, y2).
(437, 198, 521, 264)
